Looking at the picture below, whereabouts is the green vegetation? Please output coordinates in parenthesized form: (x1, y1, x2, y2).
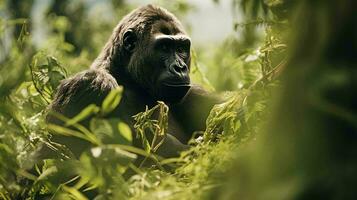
(1, 0, 356, 199)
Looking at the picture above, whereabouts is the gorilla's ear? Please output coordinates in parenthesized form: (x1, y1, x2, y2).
(123, 30, 136, 52)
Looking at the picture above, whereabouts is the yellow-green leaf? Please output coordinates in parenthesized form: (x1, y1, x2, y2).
(101, 87, 123, 115)
(65, 104, 99, 126)
(117, 121, 132, 142)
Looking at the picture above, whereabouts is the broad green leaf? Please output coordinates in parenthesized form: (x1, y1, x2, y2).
(65, 104, 99, 126)
(117, 121, 132, 142)
(101, 87, 123, 115)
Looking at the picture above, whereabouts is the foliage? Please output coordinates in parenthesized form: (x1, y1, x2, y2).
(2, 0, 351, 199)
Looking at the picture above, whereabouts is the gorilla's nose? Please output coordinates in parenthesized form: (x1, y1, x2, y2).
(169, 62, 188, 77)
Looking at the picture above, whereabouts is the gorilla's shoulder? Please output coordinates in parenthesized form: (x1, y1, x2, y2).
(50, 69, 119, 116)
(61, 69, 118, 92)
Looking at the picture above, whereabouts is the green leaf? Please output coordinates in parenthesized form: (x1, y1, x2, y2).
(101, 87, 123, 115)
(36, 166, 58, 182)
(90, 146, 137, 166)
(47, 124, 99, 145)
(90, 118, 113, 137)
(62, 186, 88, 200)
(117, 121, 132, 142)
(47, 56, 60, 69)
(49, 70, 66, 89)
(142, 136, 151, 153)
(65, 104, 99, 126)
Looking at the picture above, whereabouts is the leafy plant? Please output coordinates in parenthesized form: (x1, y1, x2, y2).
(0, 0, 289, 199)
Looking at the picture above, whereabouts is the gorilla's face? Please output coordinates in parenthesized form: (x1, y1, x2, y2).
(125, 20, 191, 103)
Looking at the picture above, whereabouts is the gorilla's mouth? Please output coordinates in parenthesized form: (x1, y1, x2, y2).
(163, 82, 190, 87)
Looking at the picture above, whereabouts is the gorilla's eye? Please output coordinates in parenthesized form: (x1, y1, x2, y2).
(177, 46, 185, 54)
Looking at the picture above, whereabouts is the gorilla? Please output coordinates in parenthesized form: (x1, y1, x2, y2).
(47, 5, 219, 158)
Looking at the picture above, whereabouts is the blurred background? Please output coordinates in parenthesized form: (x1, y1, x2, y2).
(1, 0, 356, 199)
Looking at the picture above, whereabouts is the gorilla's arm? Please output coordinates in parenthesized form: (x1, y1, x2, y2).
(171, 85, 222, 143)
(47, 69, 189, 158)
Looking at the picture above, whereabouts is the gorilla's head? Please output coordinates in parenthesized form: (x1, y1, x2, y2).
(92, 5, 191, 103)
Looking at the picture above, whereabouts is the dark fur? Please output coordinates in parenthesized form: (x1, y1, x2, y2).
(47, 5, 220, 158)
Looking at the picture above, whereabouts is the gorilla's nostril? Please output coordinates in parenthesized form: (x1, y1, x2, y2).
(171, 63, 187, 75)
(174, 64, 185, 72)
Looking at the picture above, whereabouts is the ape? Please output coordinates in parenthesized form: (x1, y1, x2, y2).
(47, 5, 219, 158)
